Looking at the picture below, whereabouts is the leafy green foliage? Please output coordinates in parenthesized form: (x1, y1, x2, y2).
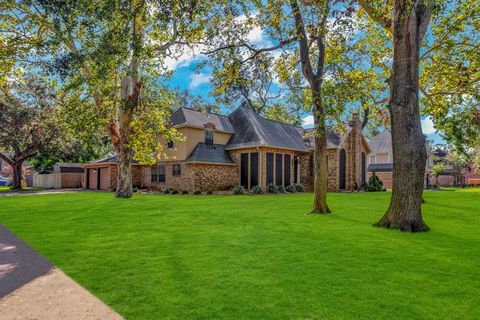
(232, 185, 246, 195)
(364, 172, 385, 192)
(252, 185, 264, 194)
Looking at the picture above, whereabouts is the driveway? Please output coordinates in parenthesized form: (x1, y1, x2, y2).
(0, 225, 123, 320)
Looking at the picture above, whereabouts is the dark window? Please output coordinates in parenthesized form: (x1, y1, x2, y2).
(266, 153, 274, 185)
(167, 141, 174, 148)
(159, 165, 166, 183)
(173, 164, 181, 176)
(151, 166, 158, 183)
(361, 152, 366, 185)
(151, 165, 166, 183)
(275, 154, 283, 186)
(284, 154, 291, 186)
(205, 130, 214, 147)
(339, 149, 346, 189)
(294, 157, 299, 184)
(240, 153, 248, 188)
(250, 152, 259, 187)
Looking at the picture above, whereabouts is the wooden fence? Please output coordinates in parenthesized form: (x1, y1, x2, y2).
(33, 173, 83, 189)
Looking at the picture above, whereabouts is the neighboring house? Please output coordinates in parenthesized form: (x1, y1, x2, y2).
(85, 107, 370, 192)
(432, 148, 480, 186)
(367, 130, 434, 189)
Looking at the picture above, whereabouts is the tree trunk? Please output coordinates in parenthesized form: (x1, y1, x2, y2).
(115, 142, 133, 198)
(375, 0, 431, 232)
(11, 161, 23, 190)
(114, 102, 134, 199)
(311, 94, 331, 214)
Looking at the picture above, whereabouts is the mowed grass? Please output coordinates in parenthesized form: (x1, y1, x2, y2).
(0, 190, 479, 320)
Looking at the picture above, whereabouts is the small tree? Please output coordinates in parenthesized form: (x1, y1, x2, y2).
(0, 77, 59, 189)
(365, 172, 385, 192)
(432, 164, 446, 187)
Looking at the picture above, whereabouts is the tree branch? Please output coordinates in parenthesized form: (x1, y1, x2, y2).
(358, 0, 393, 32)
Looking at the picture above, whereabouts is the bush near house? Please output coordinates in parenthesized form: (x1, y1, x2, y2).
(365, 172, 386, 192)
(232, 185, 246, 195)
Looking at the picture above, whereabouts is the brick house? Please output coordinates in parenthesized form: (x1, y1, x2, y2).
(84, 107, 370, 192)
(367, 130, 434, 189)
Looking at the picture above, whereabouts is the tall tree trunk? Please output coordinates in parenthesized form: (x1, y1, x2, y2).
(115, 138, 133, 198)
(11, 161, 23, 190)
(375, 0, 432, 232)
(312, 94, 331, 214)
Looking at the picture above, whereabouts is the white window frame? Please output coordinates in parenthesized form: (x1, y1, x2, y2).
(369, 155, 376, 164)
(388, 153, 393, 163)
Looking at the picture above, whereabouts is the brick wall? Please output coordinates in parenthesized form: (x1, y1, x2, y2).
(367, 171, 392, 189)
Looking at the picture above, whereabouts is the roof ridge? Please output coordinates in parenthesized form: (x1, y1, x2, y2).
(179, 106, 230, 118)
(231, 106, 303, 129)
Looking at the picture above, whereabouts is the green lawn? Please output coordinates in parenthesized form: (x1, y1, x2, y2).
(0, 186, 44, 193)
(1, 190, 479, 320)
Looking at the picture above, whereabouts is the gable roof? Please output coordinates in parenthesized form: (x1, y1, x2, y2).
(369, 130, 392, 154)
(185, 143, 235, 164)
(302, 126, 354, 149)
(170, 107, 235, 133)
(226, 107, 309, 151)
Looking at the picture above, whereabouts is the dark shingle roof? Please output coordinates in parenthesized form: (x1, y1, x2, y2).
(226, 107, 309, 151)
(369, 130, 392, 154)
(302, 126, 353, 149)
(368, 163, 393, 172)
(185, 143, 235, 164)
(90, 155, 139, 164)
(170, 107, 234, 133)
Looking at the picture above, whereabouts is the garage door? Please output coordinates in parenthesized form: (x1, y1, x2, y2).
(88, 169, 97, 189)
(99, 167, 110, 191)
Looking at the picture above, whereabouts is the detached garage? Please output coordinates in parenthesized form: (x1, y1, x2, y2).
(84, 156, 146, 191)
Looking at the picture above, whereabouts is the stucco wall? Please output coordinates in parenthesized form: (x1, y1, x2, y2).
(158, 127, 232, 161)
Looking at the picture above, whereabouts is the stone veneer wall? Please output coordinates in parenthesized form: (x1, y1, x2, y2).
(191, 163, 238, 191)
(300, 149, 339, 192)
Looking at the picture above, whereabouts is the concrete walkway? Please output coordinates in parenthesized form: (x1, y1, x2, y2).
(0, 225, 123, 320)
(0, 188, 87, 197)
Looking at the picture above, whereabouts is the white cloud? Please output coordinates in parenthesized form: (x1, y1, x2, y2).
(189, 73, 211, 89)
(302, 115, 314, 128)
(421, 117, 436, 134)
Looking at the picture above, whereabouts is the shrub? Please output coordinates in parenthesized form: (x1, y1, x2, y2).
(294, 184, 304, 192)
(206, 187, 213, 195)
(275, 185, 285, 193)
(266, 183, 277, 193)
(181, 190, 189, 194)
(354, 182, 360, 192)
(170, 188, 178, 194)
(193, 189, 202, 195)
(252, 185, 263, 194)
(164, 188, 171, 194)
(232, 185, 246, 195)
(285, 185, 296, 193)
(365, 172, 386, 192)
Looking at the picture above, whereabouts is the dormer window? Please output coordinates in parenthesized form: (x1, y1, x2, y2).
(205, 129, 214, 147)
(167, 141, 174, 148)
(369, 155, 376, 164)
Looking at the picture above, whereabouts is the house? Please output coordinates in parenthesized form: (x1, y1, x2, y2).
(84, 107, 370, 192)
(367, 130, 433, 189)
(432, 148, 480, 186)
